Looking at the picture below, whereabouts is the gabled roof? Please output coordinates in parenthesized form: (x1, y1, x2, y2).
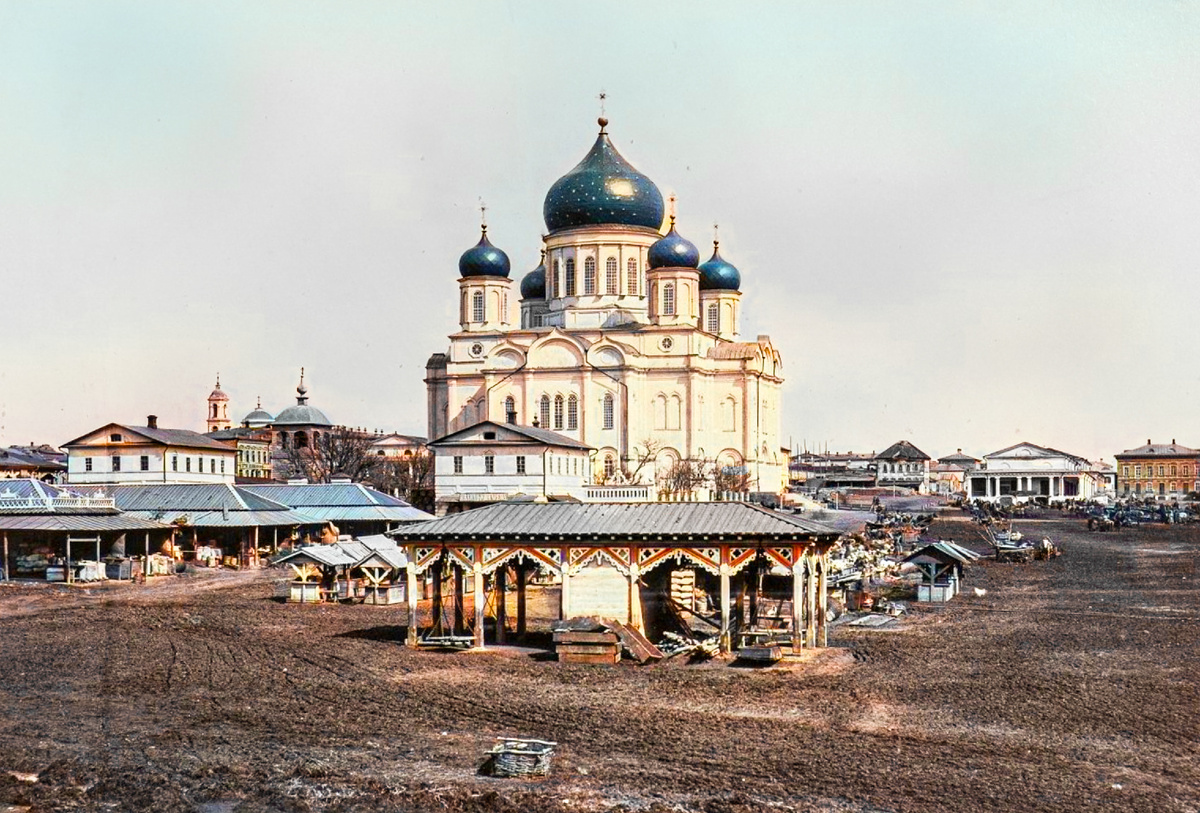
(937, 451, 979, 464)
(0, 447, 67, 471)
(903, 541, 981, 567)
(984, 442, 1086, 463)
(391, 501, 838, 542)
(429, 421, 592, 451)
(62, 423, 234, 452)
(67, 483, 313, 527)
(875, 440, 930, 461)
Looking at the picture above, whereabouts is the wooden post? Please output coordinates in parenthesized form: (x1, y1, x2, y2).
(273, 526, 278, 553)
(495, 566, 507, 644)
(719, 560, 732, 653)
(253, 526, 260, 565)
(817, 552, 829, 648)
(3, 531, 8, 581)
(66, 535, 72, 584)
(559, 548, 571, 621)
(791, 551, 804, 651)
(95, 536, 100, 568)
(805, 552, 818, 648)
(628, 561, 644, 633)
(516, 561, 527, 638)
(406, 549, 419, 647)
(431, 555, 444, 637)
(453, 564, 465, 634)
(473, 556, 485, 649)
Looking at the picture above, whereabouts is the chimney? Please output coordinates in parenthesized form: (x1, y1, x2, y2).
(1147, 438, 1151, 446)
(147, 415, 158, 429)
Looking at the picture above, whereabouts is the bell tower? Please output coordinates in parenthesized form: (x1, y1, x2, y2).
(207, 375, 231, 432)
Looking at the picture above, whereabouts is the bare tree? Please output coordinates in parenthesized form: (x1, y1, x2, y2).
(622, 437, 664, 485)
(712, 462, 750, 495)
(658, 457, 709, 496)
(280, 427, 380, 484)
(367, 452, 435, 512)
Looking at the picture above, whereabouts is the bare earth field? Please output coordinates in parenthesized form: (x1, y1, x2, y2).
(0, 517, 1197, 812)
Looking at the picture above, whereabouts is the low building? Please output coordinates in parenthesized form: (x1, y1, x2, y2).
(928, 462, 968, 496)
(428, 421, 593, 514)
(241, 481, 432, 536)
(1115, 440, 1200, 499)
(0, 445, 67, 481)
(390, 500, 840, 653)
(968, 442, 1110, 503)
(63, 416, 237, 485)
(874, 441, 930, 494)
(370, 433, 429, 459)
(936, 449, 980, 471)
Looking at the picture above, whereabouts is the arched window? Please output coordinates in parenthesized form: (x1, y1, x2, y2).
(567, 394, 578, 430)
(553, 394, 564, 430)
(564, 258, 576, 296)
(504, 396, 516, 424)
(605, 257, 618, 294)
(654, 394, 667, 430)
(706, 303, 719, 333)
(212, 404, 219, 418)
(583, 257, 596, 294)
(626, 258, 638, 295)
(551, 260, 560, 298)
(461, 291, 468, 322)
(602, 393, 615, 430)
(667, 394, 682, 431)
(663, 283, 676, 316)
(604, 454, 616, 479)
(502, 291, 508, 320)
(279, 432, 289, 448)
(471, 290, 485, 322)
(295, 431, 309, 448)
(723, 397, 737, 432)
(539, 395, 551, 429)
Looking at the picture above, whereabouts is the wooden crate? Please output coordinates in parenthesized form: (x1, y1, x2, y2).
(554, 630, 620, 664)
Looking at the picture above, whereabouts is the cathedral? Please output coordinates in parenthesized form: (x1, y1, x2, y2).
(425, 117, 785, 493)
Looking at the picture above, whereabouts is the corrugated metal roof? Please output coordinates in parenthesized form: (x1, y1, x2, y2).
(289, 505, 432, 523)
(62, 423, 233, 452)
(275, 544, 358, 568)
(71, 484, 292, 513)
(0, 514, 172, 532)
(242, 483, 417, 509)
(122, 509, 312, 528)
(391, 501, 837, 541)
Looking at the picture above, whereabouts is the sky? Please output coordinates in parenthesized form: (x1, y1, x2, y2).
(2, 1, 1198, 462)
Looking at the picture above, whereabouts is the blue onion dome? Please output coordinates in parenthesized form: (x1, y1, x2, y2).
(543, 118, 665, 232)
(520, 251, 546, 299)
(458, 226, 511, 278)
(648, 217, 700, 269)
(698, 241, 742, 291)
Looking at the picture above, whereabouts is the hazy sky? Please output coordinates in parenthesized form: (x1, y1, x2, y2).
(2, 2, 1198, 462)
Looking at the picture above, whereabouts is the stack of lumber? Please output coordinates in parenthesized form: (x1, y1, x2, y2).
(553, 628, 620, 664)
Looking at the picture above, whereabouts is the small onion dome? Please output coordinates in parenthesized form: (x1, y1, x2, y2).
(458, 226, 511, 278)
(543, 118, 665, 232)
(698, 242, 741, 291)
(648, 221, 700, 269)
(520, 252, 546, 300)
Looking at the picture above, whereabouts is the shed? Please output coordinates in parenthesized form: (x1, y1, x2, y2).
(903, 541, 981, 602)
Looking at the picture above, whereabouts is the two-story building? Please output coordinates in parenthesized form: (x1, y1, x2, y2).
(1115, 440, 1200, 499)
(63, 416, 237, 485)
(874, 441, 931, 494)
(428, 421, 592, 514)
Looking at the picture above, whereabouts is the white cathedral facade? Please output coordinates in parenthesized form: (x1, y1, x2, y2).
(425, 117, 785, 494)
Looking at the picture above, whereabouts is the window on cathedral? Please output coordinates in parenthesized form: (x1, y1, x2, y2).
(552, 260, 560, 297)
(539, 395, 551, 429)
(663, 283, 676, 315)
(583, 257, 596, 294)
(605, 257, 618, 294)
(723, 397, 737, 432)
(654, 394, 667, 431)
(706, 303, 719, 333)
(667, 394, 682, 431)
(567, 394, 578, 430)
(604, 454, 615, 479)
(626, 258, 638, 295)
(602, 393, 614, 430)
(565, 258, 576, 296)
(505, 396, 516, 424)
(472, 291, 485, 322)
(553, 395, 564, 430)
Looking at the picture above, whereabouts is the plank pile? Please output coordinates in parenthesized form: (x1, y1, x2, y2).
(553, 628, 620, 664)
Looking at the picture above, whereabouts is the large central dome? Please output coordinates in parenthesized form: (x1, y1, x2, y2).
(543, 118, 665, 232)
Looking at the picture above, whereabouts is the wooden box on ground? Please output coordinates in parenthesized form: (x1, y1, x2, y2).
(553, 630, 620, 664)
(289, 581, 322, 603)
(362, 584, 405, 605)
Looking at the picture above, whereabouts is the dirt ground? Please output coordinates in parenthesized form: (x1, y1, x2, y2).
(0, 516, 1197, 812)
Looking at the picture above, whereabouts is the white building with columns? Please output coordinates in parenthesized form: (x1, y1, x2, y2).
(967, 442, 1110, 503)
(426, 117, 785, 494)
